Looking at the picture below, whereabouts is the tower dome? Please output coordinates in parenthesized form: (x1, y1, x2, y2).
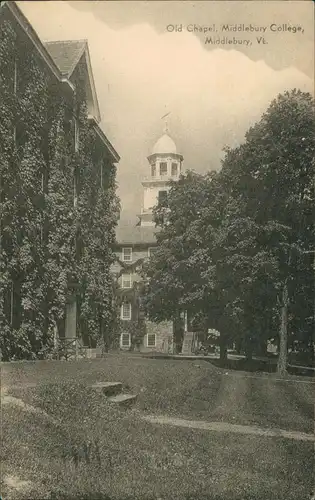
(139, 123, 184, 227)
(152, 133, 177, 155)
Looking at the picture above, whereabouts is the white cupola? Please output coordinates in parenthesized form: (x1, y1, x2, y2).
(152, 133, 177, 155)
(137, 118, 184, 227)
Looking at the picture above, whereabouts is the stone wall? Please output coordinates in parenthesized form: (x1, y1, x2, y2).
(140, 320, 174, 354)
(112, 246, 174, 354)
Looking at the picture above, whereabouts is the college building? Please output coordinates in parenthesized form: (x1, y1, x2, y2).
(0, 1, 120, 358)
(112, 125, 184, 353)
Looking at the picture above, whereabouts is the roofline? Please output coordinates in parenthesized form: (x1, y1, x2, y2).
(44, 39, 101, 124)
(77, 43, 101, 123)
(4, 2, 61, 80)
(61, 78, 75, 93)
(45, 39, 88, 78)
(147, 152, 183, 161)
(3, 2, 118, 163)
(88, 116, 120, 163)
(3, 2, 78, 97)
(83, 44, 101, 123)
(114, 240, 158, 246)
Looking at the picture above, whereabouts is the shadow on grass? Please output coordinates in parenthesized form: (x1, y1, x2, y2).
(203, 358, 314, 377)
(144, 352, 314, 377)
(208, 358, 277, 373)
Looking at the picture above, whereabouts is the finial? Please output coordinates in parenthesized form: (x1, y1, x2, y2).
(161, 112, 170, 134)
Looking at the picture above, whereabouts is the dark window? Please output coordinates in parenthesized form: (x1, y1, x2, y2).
(158, 190, 167, 204)
(171, 163, 178, 176)
(122, 247, 132, 262)
(15, 120, 27, 150)
(148, 247, 158, 257)
(73, 171, 78, 207)
(14, 59, 18, 94)
(74, 117, 79, 152)
(159, 162, 167, 176)
(100, 162, 103, 188)
(121, 332, 131, 347)
(121, 303, 132, 320)
(147, 333, 156, 347)
(122, 273, 132, 288)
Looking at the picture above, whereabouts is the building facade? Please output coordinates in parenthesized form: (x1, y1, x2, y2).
(0, 2, 119, 359)
(112, 126, 184, 353)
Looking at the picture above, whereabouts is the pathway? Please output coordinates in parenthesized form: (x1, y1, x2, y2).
(142, 415, 315, 443)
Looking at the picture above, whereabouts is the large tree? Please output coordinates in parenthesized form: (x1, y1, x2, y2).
(142, 89, 315, 371)
(219, 89, 315, 373)
(142, 170, 238, 360)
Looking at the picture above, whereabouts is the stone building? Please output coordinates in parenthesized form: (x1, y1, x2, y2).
(112, 125, 184, 353)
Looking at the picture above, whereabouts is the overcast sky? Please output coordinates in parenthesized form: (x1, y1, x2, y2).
(19, 1, 314, 222)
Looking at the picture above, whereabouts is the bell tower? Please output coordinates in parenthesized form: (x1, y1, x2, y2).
(138, 117, 184, 227)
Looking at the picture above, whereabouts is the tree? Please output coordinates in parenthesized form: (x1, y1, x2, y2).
(218, 89, 315, 373)
(142, 170, 234, 360)
(143, 89, 314, 371)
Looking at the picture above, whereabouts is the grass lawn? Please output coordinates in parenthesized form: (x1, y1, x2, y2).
(1, 378, 314, 500)
(3, 354, 314, 432)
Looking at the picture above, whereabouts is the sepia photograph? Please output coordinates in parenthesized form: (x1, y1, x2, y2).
(0, 0, 314, 499)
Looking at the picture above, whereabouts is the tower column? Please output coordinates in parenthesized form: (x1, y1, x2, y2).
(137, 127, 184, 227)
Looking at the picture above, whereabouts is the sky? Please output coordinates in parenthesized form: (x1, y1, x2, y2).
(18, 1, 314, 222)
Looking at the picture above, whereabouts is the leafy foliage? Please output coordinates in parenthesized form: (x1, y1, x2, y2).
(113, 259, 147, 350)
(142, 89, 315, 368)
(0, 20, 119, 359)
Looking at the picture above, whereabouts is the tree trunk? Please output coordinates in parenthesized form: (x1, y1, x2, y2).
(173, 310, 184, 354)
(277, 281, 289, 376)
(245, 342, 253, 362)
(219, 334, 227, 362)
(259, 339, 267, 357)
(235, 338, 242, 355)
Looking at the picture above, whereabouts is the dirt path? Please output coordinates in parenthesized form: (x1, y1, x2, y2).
(4, 386, 312, 443)
(142, 415, 315, 442)
(1, 387, 57, 423)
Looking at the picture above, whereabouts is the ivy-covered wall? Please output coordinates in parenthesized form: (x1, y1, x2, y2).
(111, 253, 174, 353)
(112, 264, 147, 351)
(0, 15, 120, 360)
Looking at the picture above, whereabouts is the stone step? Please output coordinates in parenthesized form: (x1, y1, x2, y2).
(91, 381, 123, 396)
(108, 393, 137, 406)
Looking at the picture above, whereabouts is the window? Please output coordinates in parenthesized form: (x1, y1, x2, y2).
(171, 162, 178, 176)
(159, 162, 167, 176)
(73, 172, 78, 208)
(121, 302, 131, 320)
(120, 332, 131, 348)
(74, 117, 79, 152)
(122, 247, 132, 262)
(151, 165, 156, 177)
(100, 162, 103, 188)
(148, 247, 158, 258)
(15, 121, 26, 150)
(13, 58, 18, 95)
(147, 333, 156, 348)
(121, 273, 132, 288)
(158, 190, 167, 204)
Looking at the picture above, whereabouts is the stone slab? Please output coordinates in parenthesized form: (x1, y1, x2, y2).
(108, 393, 137, 405)
(91, 381, 122, 395)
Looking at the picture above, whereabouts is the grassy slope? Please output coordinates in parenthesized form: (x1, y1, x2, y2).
(3, 355, 314, 432)
(1, 390, 313, 500)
